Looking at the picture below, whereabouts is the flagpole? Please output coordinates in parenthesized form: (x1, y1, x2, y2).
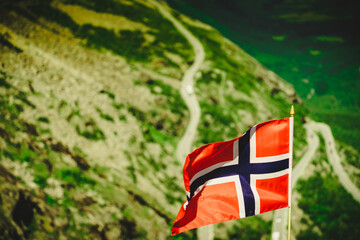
(288, 105, 295, 240)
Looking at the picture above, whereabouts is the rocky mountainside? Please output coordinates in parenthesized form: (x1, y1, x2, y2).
(0, 0, 304, 239)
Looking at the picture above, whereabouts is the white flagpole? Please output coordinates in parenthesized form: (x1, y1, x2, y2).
(288, 105, 295, 240)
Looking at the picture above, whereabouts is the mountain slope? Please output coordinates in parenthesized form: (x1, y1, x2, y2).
(167, 0, 360, 152)
(0, 0, 304, 239)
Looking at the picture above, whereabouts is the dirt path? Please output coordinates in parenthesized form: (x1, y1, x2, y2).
(148, 1, 205, 164)
(308, 122, 360, 202)
(271, 121, 360, 240)
(148, 1, 213, 239)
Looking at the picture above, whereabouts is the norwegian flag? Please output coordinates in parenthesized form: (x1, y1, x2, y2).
(172, 118, 293, 235)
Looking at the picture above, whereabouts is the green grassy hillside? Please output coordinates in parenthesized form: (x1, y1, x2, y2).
(1, 0, 305, 239)
(295, 136, 360, 240)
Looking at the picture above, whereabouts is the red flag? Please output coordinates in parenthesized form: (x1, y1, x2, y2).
(172, 118, 293, 235)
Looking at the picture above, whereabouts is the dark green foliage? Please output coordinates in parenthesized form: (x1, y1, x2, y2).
(197, 101, 236, 144)
(99, 90, 115, 100)
(0, 33, 23, 53)
(135, 78, 186, 116)
(197, 70, 222, 84)
(127, 103, 181, 144)
(126, 164, 137, 183)
(224, 95, 257, 113)
(140, 79, 173, 96)
(142, 123, 174, 145)
(76, 118, 106, 140)
(37, 116, 50, 123)
(202, 103, 233, 126)
(170, 229, 196, 240)
(0, 73, 34, 114)
(225, 216, 271, 240)
(296, 172, 360, 240)
(112, 102, 125, 109)
(310, 110, 360, 152)
(66, 109, 83, 122)
(27, 2, 79, 32)
(0, 99, 25, 126)
(76, 25, 149, 61)
(0, 71, 12, 88)
(24, 0, 192, 63)
(297, 228, 321, 240)
(96, 108, 114, 122)
(163, 176, 183, 205)
(65, 0, 165, 27)
(100, 113, 114, 122)
(15, 91, 36, 108)
(119, 114, 126, 121)
(76, 125, 105, 140)
(55, 168, 95, 186)
(343, 147, 360, 169)
(45, 195, 56, 206)
(128, 106, 146, 122)
(314, 80, 329, 95)
(3, 143, 39, 163)
(33, 163, 49, 187)
(118, 217, 147, 240)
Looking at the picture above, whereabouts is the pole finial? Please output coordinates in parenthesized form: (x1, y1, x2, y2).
(290, 105, 295, 117)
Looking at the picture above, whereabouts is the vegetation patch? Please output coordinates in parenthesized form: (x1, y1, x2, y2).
(342, 145, 360, 169)
(197, 100, 236, 144)
(225, 216, 271, 240)
(75, 118, 106, 141)
(126, 101, 185, 146)
(313, 36, 344, 43)
(55, 168, 95, 186)
(96, 108, 114, 122)
(0, 71, 13, 88)
(162, 176, 183, 205)
(33, 163, 50, 187)
(272, 35, 287, 42)
(135, 78, 187, 116)
(77, 25, 149, 61)
(37, 116, 50, 123)
(23, 0, 192, 65)
(0, 33, 23, 53)
(99, 89, 115, 100)
(310, 110, 360, 152)
(296, 171, 360, 239)
(295, 134, 360, 239)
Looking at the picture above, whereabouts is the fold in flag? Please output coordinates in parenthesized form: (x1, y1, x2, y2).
(172, 118, 293, 235)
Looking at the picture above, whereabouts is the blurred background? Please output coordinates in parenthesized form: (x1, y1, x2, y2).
(168, 0, 360, 152)
(0, 0, 359, 239)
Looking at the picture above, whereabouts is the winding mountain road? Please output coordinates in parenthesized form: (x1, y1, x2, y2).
(148, 1, 204, 162)
(149, 1, 212, 239)
(271, 121, 360, 240)
(309, 122, 360, 202)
